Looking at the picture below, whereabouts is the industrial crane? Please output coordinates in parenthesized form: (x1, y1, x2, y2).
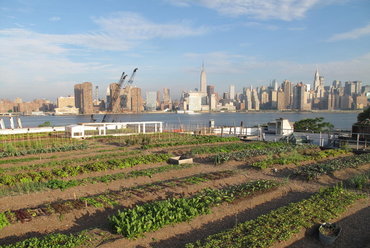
(110, 72, 128, 113)
(127, 67, 138, 86)
(102, 68, 138, 122)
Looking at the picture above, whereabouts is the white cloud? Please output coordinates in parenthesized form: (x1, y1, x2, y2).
(1, 12, 208, 53)
(168, 0, 322, 21)
(0, 12, 210, 100)
(49, 16, 61, 22)
(93, 12, 208, 40)
(328, 23, 370, 41)
(0, 28, 115, 99)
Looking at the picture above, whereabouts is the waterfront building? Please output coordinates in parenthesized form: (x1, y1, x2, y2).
(74, 82, 93, 114)
(209, 93, 217, 111)
(355, 94, 368, 109)
(260, 91, 269, 109)
(277, 90, 286, 110)
(188, 92, 203, 111)
(243, 87, 252, 110)
(130, 87, 144, 113)
(269, 90, 278, 109)
(340, 95, 353, 109)
(293, 83, 311, 111)
(282, 80, 293, 109)
(54, 96, 79, 115)
(146, 91, 157, 111)
(57, 96, 75, 108)
(0, 99, 15, 113)
(162, 88, 172, 110)
(252, 89, 260, 110)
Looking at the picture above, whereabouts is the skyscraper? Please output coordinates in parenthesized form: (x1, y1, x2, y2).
(294, 83, 310, 111)
(74, 82, 93, 114)
(130, 87, 144, 113)
(200, 63, 207, 93)
(146, 91, 157, 111)
(282, 80, 292, 109)
(108, 83, 121, 112)
(162, 88, 172, 110)
(207, 85, 215, 96)
(243, 87, 252, 110)
(229, 85, 235, 100)
(313, 68, 324, 98)
(313, 68, 320, 90)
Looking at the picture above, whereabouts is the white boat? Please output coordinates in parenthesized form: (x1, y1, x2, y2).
(185, 111, 200, 115)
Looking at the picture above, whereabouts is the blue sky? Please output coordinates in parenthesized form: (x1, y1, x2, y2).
(1, 0, 370, 101)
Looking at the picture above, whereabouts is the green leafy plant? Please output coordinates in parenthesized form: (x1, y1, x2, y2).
(251, 149, 348, 169)
(141, 135, 240, 149)
(0, 170, 236, 226)
(0, 212, 9, 230)
(344, 172, 370, 191)
(186, 185, 363, 248)
(0, 232, 90, 248)
(213, 143, 302, 165)
(0, 153, 171, 186)
(109, 180, 281, 238)
(294, 153, 370, 180)
(0, 143, 88, 158)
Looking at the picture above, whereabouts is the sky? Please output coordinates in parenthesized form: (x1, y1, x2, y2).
(1, 0, 370, 101)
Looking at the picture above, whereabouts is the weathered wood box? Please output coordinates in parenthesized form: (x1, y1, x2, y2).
(168, 156, 193, 165)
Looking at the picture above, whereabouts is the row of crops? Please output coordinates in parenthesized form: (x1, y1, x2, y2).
(110, 180, 281, 238)
(0, 133, 369, 248)
(185, 185, 363, 248)
(0, 141, 365, 198)
(0, 143, 88, 158)
(0, 132, 239, 158)
(0, 163, 200, 196)
(213, 143, 315, 165)
(250, 148, 349, 169)
(294, 153, 370, 180)
(0, 150, 141, 173)
(0, 170, 237, 228)
(0, 153, 171, 186)
(0, 179, 283, 246)
(0, 184, 364, 248)
(94, 132, 240, 148)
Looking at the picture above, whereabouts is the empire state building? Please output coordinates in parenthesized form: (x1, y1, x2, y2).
(200, 63, 207, 93)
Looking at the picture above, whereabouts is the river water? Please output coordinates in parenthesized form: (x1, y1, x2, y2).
(3, 112, 359, 130)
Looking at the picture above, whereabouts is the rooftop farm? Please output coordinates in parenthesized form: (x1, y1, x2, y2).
(0, 131, 368, 248)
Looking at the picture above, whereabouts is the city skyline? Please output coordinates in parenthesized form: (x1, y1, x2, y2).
(1, 0, 370, 101)
(1, 67, 368, 115)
